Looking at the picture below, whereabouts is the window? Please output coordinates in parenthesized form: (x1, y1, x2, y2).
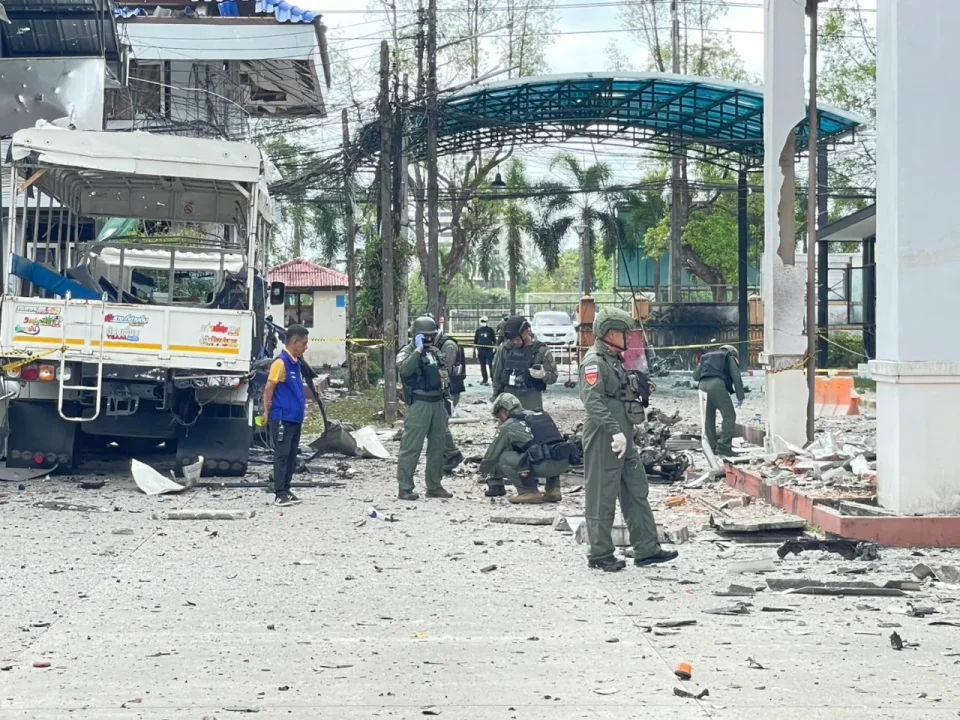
(284, 292, 314, 328)
(105, 62, 167, 122)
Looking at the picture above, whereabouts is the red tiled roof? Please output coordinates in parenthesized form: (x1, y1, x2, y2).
(269, 258, 351, 289)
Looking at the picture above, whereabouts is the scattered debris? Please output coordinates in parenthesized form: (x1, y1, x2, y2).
(368, 507, 397, 522)
(480, 564, 498, 573)
(490, 515, 553, 526)
(912, 564, 960, 585)
(890, 632, 903, 651)
(787, 586, 905, 597)
(0, 466, 55, 483)
(592, 687, 620, 696)
(421, 706, 442, 715)
(131, 457, 200, 495)
(665, 496, 687, 508)
(552, 514, 585, 533)
(223, 707, 261, 713)
(704, 602, 751, 616)
(32, 662, 51, 668)
(673, 686, 709, 700)
(79, 481, 105, 490)
(111, 528, 134, 536)
(292, 555, 318, 566)
(156, 510, 255, 520)
(35, 501, 107, 513)
(726, 558, 777, 575)
(351, 426, 392, 459)
(656, 620, 697, 629)
(760, 606, 794, 613)
(713, 584, 756, 597)
(778, 539, 880, 562)
(663, 526, 691, 545)
(746, 657, 765, 670)
(715, 517, 806, 534)
(674, 662, 692, 680)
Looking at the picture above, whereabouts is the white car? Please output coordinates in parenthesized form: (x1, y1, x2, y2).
(531, 311, 577, 347)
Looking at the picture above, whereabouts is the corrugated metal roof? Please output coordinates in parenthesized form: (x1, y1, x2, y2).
(269, 258, 350, 289)
(115, 0, 320, 23)
(2, 0, 120, 61)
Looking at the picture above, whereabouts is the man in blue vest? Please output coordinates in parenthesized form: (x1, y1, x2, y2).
(262, 324, 310, 506)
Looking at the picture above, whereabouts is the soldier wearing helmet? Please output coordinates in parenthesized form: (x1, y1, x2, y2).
(480, 393, 572, 504)
(491, 315, 558, 415)
(579, 307, 677, 572)
(394, 315, 453, 501)
(693, 343, 745, 458)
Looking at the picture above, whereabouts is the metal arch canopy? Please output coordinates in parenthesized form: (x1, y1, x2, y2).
(360, 72, 865, 165)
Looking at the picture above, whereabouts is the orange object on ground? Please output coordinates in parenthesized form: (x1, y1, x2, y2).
(675, 662, 693, 680)
(665, 496, 687, 507)
(814, 376, 861, 417)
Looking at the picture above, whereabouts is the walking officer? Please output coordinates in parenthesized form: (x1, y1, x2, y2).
(580, 307, 678, 572)
(693, 344, 744, 458)
(395, 315, 453, 501)
(491, 316, 557, 411)
(481, 393, 571, 503)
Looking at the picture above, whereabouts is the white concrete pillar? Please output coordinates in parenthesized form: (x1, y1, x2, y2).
(870, 0, 960, 514)
(761, 0, 808, 449)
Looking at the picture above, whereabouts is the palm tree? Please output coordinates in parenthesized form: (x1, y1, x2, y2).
(547, 152, 622, 295)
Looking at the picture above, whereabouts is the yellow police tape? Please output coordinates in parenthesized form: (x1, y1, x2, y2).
(1, 347, 64, 373)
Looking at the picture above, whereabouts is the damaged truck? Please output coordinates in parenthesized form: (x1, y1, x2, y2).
(0, 126, 278, 476)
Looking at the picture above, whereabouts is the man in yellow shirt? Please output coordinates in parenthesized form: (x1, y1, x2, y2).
(263, 325, 310, 506)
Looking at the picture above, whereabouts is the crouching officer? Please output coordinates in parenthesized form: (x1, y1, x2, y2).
(491, 316, 557, 411)
(693, 344, 744, 458)
(480, 393, 572, 504)
(395, 315, 453, 501)
(580, 307, 678, 572)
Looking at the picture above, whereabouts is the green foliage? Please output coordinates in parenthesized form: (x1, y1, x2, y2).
(365, 350, 384, 385)
(827, 331, 866, 369)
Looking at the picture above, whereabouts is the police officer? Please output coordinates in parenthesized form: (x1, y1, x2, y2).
(474, 316, 497, 385)
(693, 344, 744, 458)
(580, 308, 678, 572)
(481, 393, 571, 504)
(436, 329, 466, 472)
(491, 316, 558, 411)
(395, 316, 453, 501)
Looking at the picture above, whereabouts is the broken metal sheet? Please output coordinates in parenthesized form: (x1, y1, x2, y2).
(912, 563, 960, 585)
(0, 58, 105, 137)
(132, 459, 187, 496)
(34, 500, 108, 512)
(778, 538, 880, 562)
(786, 587, 906, 597)
(351, 426, 391, 459)
(0, 465, 55, 483)
(490, 515, 553, 526)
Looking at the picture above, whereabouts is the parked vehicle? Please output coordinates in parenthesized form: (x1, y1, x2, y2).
(530, 311, 577, 347)
(0, 126, 278, 476)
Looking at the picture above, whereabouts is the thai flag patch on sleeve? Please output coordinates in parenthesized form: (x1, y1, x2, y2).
(584, 364, 599, 386)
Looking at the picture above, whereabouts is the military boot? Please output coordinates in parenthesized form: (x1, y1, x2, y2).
(541, 487, 562, 503)
(485, 485, 506, 497)
(508, 491, 544, 505)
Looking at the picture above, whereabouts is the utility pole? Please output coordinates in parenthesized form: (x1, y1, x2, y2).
(805, 0, 820, 443)
(379, 41, 398, 424)
(669, 0, 683, 304)
(425, 0, 440, 318)
(397, 74, 411, 343)
(341, 108, 357, 333)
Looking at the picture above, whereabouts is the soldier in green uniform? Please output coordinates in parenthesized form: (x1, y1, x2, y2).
(494, 313, 509, 345)
(693, 344, 744, 458)
(491, 316, 558, 412)
(436, 331, 466, 473)
(480, 393, 572, 504)
(395, 316, 453, 501)
(579, 308, 678, 572)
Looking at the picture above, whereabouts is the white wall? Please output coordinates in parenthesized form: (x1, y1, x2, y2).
(268, 289, 347, 369)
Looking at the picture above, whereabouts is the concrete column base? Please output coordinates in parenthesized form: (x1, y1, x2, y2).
(870, 360, 960, 515)
(760, 353, 807, 451)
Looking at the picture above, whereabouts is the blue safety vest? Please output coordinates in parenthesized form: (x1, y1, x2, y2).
(269, 350, 306, 424)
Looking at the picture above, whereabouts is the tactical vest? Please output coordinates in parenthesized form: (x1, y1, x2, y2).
(700, 350, 734, 394)
(397, 345, 443, 404)
(475, 326, 496, 348)
(269, 350, 306, 424)
(439, 335, 466, 394)
(521, 412, 573, 471)
(594, 351, 648, 425)
(499, 343, 546, 392)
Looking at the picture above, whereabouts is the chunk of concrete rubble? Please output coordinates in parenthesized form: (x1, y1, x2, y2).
(552, 515, 585, 533)
(663, 526, 691, 545)
(715, 517, 806, 534)
(912, 564, 960, 585)
(726, 557, 777, 574)
(490, 515, 552, 526)
(154, 510, 255, 520)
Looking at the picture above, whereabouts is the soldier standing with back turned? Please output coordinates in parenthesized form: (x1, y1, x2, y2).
(579, 308, 678, 572)
(693, 344, 744, 458)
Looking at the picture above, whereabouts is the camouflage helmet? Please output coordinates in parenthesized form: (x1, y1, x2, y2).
(492, 392, 523, 417)
(720, 344, 739, 358)
(594, 307, 635, 339)
(411, 315, 439, 336)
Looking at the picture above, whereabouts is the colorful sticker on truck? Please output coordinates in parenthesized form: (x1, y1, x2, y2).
(14, 305, 63, 336)
(199, 321, 241, 350)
